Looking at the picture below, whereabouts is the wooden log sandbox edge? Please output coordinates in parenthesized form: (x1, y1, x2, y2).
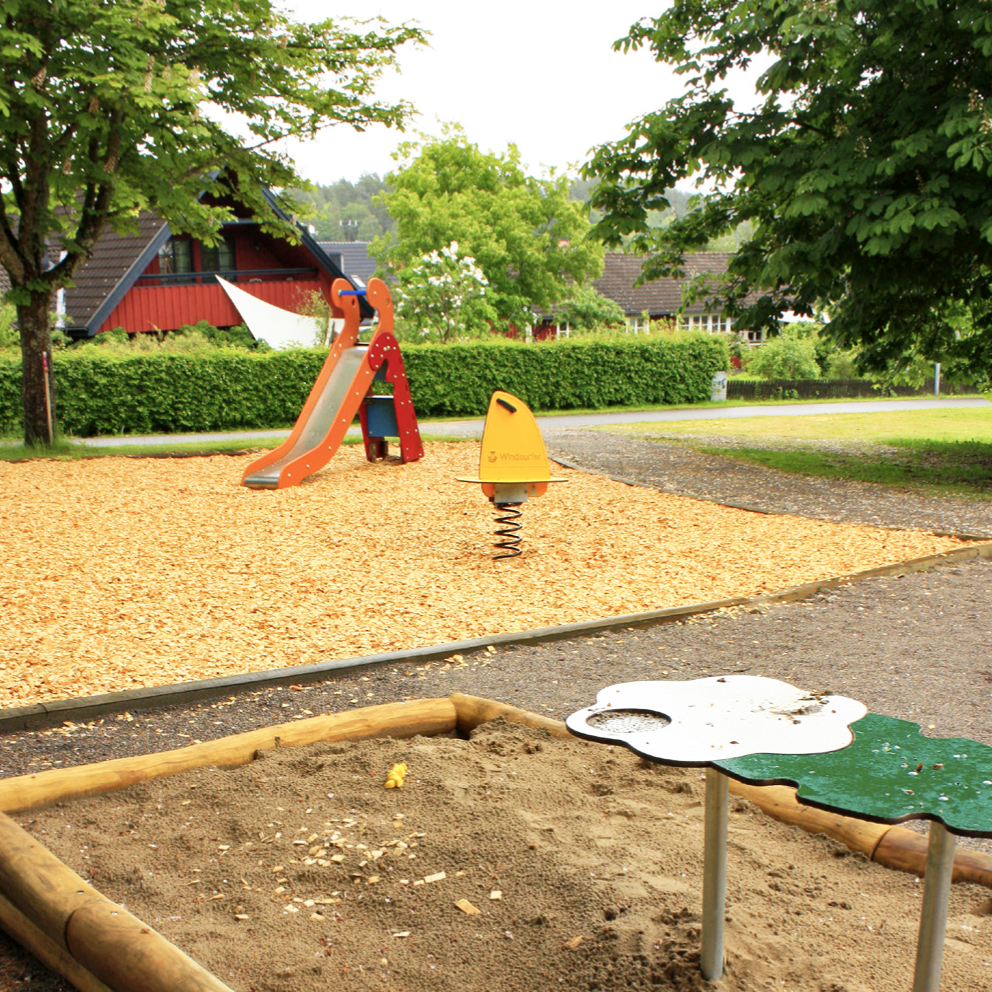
(2, 693, 991, 992)
(0, 889, 114, 992)
(0, 697, 459, 814)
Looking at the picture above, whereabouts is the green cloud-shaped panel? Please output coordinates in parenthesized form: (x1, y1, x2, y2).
(716, 713, 992, 838)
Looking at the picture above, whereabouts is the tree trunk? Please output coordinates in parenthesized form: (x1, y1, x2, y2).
(17, 289, 57, 447)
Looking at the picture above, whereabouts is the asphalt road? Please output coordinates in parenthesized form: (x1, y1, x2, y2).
(76, 396, 990, 447)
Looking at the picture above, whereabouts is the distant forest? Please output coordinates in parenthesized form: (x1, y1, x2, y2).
(291, 176, 732, 247)
(289, 175, 395, 242)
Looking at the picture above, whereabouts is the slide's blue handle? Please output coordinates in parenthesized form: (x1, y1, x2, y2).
(339, 289, 367, 296)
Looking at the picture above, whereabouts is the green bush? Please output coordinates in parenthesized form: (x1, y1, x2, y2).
(745, 335, 820, 380)
(0, 334, 727, 436)
(0, 355, 20, 432)
(400, 335, 728, 416)
(824, 349, 861, 379)
(84, 320, 263, 352)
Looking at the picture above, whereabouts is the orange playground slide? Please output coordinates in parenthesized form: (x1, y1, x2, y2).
(241, 278, 422, 489)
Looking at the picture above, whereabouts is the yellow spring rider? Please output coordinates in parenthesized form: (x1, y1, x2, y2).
(458, 391, 565, 559)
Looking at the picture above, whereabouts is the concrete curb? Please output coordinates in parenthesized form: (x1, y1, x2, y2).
(3, 542, 990, 734)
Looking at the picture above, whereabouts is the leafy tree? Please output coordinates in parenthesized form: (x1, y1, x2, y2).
(373, 129, 604, 331)
(394, 241, 495, 343)
(0, 0, 422, 445)
(552, 283, 626, 332)
(587, 0, 992, 376)
(0, 301, 16, 351)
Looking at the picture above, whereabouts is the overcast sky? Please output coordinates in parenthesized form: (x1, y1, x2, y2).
(282, 2, 724, 186)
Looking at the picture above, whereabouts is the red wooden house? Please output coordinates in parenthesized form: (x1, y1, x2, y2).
(64, 186, 372, 341)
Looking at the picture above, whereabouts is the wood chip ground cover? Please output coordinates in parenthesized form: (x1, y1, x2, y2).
(0, 443, 969, 708)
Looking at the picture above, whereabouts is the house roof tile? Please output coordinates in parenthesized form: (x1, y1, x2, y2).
(64, 212, 167, 329)
(318, 241, 378, 288)
(593, 251, 743, 317)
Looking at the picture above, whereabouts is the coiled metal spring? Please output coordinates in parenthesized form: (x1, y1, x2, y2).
(493, 502, 523, 559)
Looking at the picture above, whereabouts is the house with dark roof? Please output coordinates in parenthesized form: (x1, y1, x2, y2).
(62, 187, 372, 340)
(553, 251, 765, 344)
(318, 241, 379, 290)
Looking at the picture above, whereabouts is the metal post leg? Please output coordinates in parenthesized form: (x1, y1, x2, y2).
(700, 767, 729, 982)
(912, 822, 957, 992)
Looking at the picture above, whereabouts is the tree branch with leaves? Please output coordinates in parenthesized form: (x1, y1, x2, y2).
(0, 0, 424, 444)
(588, 0, 992, 378)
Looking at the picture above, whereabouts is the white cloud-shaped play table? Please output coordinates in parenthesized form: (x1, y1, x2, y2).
(566, 675, 867, 765)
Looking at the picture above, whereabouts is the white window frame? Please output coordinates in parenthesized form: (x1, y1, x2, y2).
(684, 313, 735, 335)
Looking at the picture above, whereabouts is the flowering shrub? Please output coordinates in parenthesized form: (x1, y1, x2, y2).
(395, 242, 496, 343)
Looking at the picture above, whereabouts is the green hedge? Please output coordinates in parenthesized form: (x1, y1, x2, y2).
(0, 335, 727, 436)
(400, 336, 727, 416)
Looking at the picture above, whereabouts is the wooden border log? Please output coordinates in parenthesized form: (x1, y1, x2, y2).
(0, 812, 104, 951)
(449, 693, 573, 739)
(0, 698, 457, 814)
(0, 812, 234, 992)
(0, 890, 114, 992)
(874, 826, 992, 887)
(723, 781, 892, 859)
(66, 900, 234, 992)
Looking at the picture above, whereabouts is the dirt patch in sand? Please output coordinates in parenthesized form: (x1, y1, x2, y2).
(0, 443, 971, 708)
(16, 721, 992, 992)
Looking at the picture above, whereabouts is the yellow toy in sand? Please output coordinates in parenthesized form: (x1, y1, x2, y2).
(384, 762, 408, 789)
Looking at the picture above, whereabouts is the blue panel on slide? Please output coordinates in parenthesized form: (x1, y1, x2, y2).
(365, 395, 399, 437)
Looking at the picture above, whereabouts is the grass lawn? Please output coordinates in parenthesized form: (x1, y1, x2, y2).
(0, 432, 473, 462)
(610, 407, 992, 497)
(613, 406, 992, 445)
(0, 435, 285, 461)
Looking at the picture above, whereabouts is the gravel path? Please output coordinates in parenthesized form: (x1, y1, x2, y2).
(2, 433, 991, 990)
(546, 428, 992, 538)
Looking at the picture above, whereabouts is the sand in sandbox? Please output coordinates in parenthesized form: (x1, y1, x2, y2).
(0, 444, 970, 707)
(17, 721, 992, 992)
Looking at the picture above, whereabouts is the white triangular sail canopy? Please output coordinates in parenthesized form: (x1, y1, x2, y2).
(215, 276, 342, 350)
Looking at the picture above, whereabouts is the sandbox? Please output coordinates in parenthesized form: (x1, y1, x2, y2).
(0, 444, 976, 709)
(2, 696, 992, 992)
